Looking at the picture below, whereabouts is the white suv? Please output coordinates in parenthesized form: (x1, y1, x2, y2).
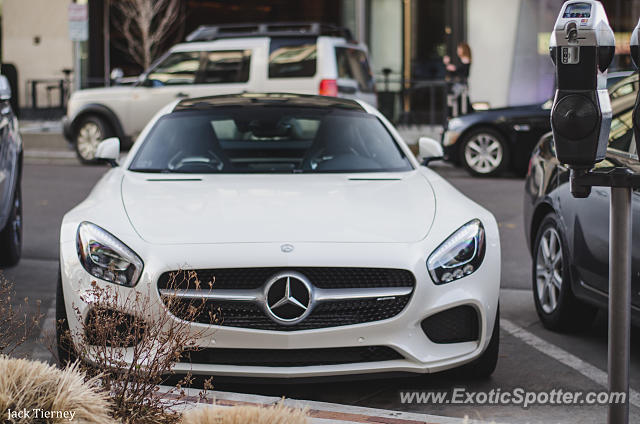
(63, 23, 377, 163)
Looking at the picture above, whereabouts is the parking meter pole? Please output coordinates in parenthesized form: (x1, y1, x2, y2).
(549, 4, 630, 421)
(74, 41, 82, 92)
(608, 186, 632, 424)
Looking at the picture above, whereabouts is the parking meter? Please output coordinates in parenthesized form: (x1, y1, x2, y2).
(630, 18, 640, 157)
(549, 1, 615, 174)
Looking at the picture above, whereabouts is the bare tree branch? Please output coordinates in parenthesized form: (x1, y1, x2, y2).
(112, 0, 184, 70)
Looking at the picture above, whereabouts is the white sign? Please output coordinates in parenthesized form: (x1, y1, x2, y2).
(68, 3, 88, 42)
(68, 3, 88, 21)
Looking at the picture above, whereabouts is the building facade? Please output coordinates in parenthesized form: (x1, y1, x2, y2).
(2, 0, 639, 113)
(2, 0, 76, 112)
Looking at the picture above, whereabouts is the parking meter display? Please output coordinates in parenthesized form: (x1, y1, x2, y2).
(563, 3, 591, 18)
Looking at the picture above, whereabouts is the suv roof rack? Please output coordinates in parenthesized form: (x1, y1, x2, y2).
(186, 22, 354, 43)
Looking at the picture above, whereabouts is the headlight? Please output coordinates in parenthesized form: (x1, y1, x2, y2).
(427, 219, 485, 284)
(447, 118, 464, 131)
(76, 222, 143, 287)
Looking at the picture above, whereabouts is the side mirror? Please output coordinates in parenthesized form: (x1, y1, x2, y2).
(0, 75, 12, 101)
(110, 68, 124, 83)
(418, 136, 444, 166)
(95, 137, 120, 167)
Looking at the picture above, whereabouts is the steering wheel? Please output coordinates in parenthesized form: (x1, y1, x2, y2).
(168, 153, 224, 172)
(302, 145, 364, 170)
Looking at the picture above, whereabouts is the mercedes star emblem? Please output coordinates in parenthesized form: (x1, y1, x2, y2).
(280, 243, 294, 253)
(263, 271, 313, 325)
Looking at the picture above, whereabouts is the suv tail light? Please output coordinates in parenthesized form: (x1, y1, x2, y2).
(319, 79, 338, 97)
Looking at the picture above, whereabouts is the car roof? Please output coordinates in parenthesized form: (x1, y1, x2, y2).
(171, 36, 366, 54)
(172, 93, 367, 112)
(185, 22, 354, 43)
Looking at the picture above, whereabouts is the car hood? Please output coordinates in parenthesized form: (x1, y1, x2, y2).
(121, 171, 436, 244)
(484, 104, 545, 114)
(71, 85, 136, 101)
(454, 104, 547, 122)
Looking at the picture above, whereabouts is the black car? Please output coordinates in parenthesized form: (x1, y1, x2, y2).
(0, 74, 22, 267)
(442, 102, 551, 176)
(524, 73, 640, 331)
(445, 71, 634, 177)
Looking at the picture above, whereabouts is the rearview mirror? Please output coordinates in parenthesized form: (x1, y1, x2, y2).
(95, 137, 120, 167)
(418, 137, 444, 166)
(0, 75, 12, 101)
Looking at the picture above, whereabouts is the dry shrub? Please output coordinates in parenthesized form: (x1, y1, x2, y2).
(181, 402, 309, 424)
(0, 355, 112, 423)
(0, 274, 41, 355)
(58, 271, 217, 424)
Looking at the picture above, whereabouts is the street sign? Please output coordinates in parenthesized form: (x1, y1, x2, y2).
(68, 3, 88, 42)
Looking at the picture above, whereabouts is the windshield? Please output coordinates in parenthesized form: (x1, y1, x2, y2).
(128, 107, 413, 174)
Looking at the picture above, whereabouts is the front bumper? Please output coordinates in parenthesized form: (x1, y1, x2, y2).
(442, 129, 462, 161)
(442, 129, 461, 148)
(59, 233, 501, 379)
(62, 116, 73, 142)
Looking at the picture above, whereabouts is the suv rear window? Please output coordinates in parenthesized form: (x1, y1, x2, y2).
(269, 38, 317, 78)
(335, 47, 375, 93)
(201, 50, 251, 83)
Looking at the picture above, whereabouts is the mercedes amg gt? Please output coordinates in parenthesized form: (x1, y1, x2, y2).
(57, 93, 501, 379)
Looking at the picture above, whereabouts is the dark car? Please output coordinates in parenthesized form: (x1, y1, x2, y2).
(442, 102, 552, 176)
(445, 71, 635, 177)
(523, 73, 640, 331)
(0, 75, 22, 267)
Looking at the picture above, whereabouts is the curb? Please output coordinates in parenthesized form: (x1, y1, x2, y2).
(19, 120, 63, 134)
(24, 150, 75, 159)
(23, 149, 80, 166)
(20, 131, 69, 152)
(159, 386, 493, 424)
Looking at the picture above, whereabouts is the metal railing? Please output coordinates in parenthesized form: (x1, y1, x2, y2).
(25, 78, 69, 110)
(376, 75, 471, 126)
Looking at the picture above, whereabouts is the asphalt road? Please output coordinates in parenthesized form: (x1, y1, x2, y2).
(2, 157, 640, 423)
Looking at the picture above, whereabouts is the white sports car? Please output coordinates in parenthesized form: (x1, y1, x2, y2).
(57, 93, 501, 379)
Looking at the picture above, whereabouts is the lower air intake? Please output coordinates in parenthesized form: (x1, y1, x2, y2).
(420, 305, 480, 344)
(181, 346, 403, 367)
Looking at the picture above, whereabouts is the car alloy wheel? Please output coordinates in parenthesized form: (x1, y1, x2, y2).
(532, 214, 598, 332)
(76, 121, 103, 161)
(464, 133, 504, 175)
(535, 227, 563, 314)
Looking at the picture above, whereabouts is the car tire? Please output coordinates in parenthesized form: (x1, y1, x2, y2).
(458, 306, 500, 379)
(74, 115, 114, 165)
(459, 128, 509, 177)
(0, 183, 22, 267)
(532, 214, 597, 332)
(56, 271, 77, 365)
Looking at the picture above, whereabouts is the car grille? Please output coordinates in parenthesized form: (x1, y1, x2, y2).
(158, 267, 415, 290)
(181, 346, 403, 367)
(158, 267, 415, 331)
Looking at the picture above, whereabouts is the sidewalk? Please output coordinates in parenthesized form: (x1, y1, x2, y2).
(20, 120, 63, 135)
(161, 386, 496, 424)
(19, 120, 77, 165)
